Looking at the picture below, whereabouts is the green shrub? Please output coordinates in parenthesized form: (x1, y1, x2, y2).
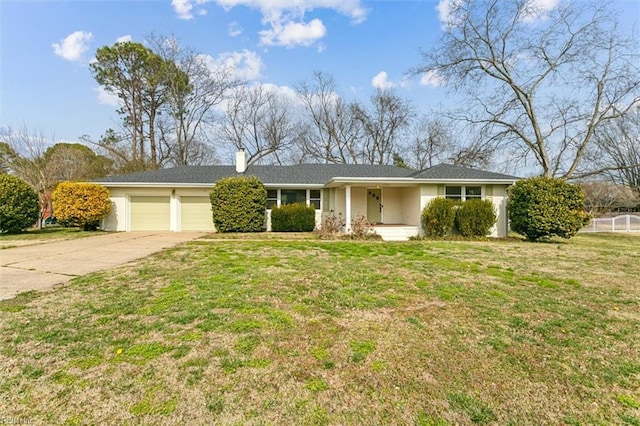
(455, 199, 497, 237)
(508, 177, 590, 241)
(271, 202, 316, 232)
(51, 182, 111, 231)
(421, 198, 456, 237)
(0, 174, 40, 233)
(210, 176, 267, 233)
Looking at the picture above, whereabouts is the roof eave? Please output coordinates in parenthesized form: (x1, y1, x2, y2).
(412, 178, 518, 184)
(325, 177, 518, 187)
(97, 181, 325, 189)
(325, 177, 418, 187)
(96, 182, 216, 188)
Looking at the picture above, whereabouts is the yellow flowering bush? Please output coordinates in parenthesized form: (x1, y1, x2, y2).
(52, 182, 111, 230)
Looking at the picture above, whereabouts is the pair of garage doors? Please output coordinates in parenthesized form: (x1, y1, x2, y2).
(129, 196, 214, 231)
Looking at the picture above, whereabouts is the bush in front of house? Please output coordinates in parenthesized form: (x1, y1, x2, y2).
(51, 181, 111, 231)
(421, 197, 456, 237)
(344, 214, 381, 240)
(210, 176, 267, 233)
(0, 174, 40, 234)
(271, 202, 316, 232)
(455, 199, 497, 237)
(508, 177, 590, 241)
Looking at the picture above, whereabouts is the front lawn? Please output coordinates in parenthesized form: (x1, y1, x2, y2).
(0, 226, 106, 248)
(1, 234, 638, 424)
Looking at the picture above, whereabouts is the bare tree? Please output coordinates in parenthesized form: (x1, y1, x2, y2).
(294, 71, 363, 164)
(580, 181, 638, 216)
(591, 106, 640, 195)
(147, 35, 238, 166)
(351, 88, 413, 165)
(217, 84, 300, 164)
(43, 143, 113, 182)
(403, 116, 453, 169)
(414, 0, 640, 178)
(0, 125, 54, 226)
(399, 115, 496, 170)
(81, 129, 141, 174)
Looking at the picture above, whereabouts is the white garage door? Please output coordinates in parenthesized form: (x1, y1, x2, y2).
(181, 197, 215, 231)
(130, 196, 170, 231)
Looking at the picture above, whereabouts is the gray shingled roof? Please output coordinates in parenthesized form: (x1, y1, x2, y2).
(96, 163, 519, 185)
(96, 164, 414, 185)
(410, 164, 519, 180)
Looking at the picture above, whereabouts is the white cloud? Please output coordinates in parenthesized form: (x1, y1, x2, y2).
(215, 0, 367, 23)
(436, 0, 464, 29)
(420, 70, 445, 87)
(371, 71, 396, 90)
(260, 18, 326, 48)
(260, 83, 300, 104)
(52, 31, 94, 62)
(116, 35, 132, 43)
(228, 21, 243, 37)
(520, 0, 559, 23)
(172, 0, 211, 20)
(201, 49, 264, 81)
(185, 0, 368, 48)
(94, 87, 121, 107)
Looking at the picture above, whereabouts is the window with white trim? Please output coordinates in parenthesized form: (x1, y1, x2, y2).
(445, 186, 483, 201)
(309, 190, 321, 209)
(267, 189, 278, 209)
(281, 189, 306, 205)
(266, 189, 322, 210)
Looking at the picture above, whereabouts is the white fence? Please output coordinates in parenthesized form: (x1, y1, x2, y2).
(580, 214, 640, 233)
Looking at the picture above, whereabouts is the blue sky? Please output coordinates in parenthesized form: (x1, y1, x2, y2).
(1, 0, 638, 144)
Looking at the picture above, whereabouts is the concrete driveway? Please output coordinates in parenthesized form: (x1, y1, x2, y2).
(0, 232, 203, 301)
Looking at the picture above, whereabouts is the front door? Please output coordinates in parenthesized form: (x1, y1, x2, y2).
(367, 189, 382, 224)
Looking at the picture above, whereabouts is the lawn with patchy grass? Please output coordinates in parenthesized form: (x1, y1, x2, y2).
(0, 233, 638, 424)
(0, 227, 106, 248)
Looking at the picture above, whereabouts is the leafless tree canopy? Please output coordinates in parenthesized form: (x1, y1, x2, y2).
(147, 35, 239, 167)
(0, 125, 51, 197)
(414, 0, 640, 178)
(217, 85, 300, 165)
(294, 71, 364, 164)
(351, 89, 414, 165)
(400, 116, 495, 170)
(591, 106, 640, 195)
(294, 72, 414, 165)
(579, 180, 638, 216)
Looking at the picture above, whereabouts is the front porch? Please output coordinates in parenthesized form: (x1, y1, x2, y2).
(373, 224, 420, 241)
(324, 184, 422, 241)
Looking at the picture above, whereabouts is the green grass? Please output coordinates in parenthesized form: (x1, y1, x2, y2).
(0, 226, 107, 247)
(0, 233, 639, 424)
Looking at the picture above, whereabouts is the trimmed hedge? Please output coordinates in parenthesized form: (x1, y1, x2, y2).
(0, 174, 40, 234)
(52, 182, 111, 230)
(210, 176, 267, 233)
(421, 197, 456, 237)
(455, 199, 497, 237)
(271, 202, 316, 232)
(508, 177, 590, 241)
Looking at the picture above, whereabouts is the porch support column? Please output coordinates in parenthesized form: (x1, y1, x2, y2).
(345, 185, 352, 233)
